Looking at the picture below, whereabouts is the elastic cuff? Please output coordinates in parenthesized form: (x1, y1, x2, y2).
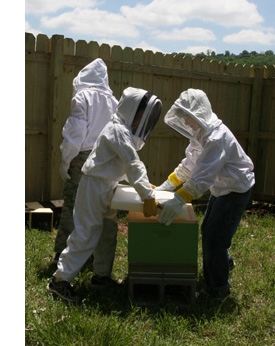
(176, 188, 193, 203)
(141, 189, 155, 201)
(168, 172, 183, 187)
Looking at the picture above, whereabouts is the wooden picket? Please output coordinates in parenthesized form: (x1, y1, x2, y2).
(25, 33, 275, 203)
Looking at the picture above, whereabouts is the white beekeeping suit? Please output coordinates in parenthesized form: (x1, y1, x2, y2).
(157, 88, 255, 225)
(54, 58, 118, 260)
(60, 58, 118, 180)
(54, 87, 162, 283)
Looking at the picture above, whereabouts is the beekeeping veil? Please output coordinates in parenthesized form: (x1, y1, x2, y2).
(164, 89, 221, 141)
(117, 87, 162, 150)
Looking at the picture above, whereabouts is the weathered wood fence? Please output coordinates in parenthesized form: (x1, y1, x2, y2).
(25, 33, 275, 203)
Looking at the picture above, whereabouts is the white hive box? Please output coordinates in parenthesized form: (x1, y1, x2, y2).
(111, 184, 189, 219)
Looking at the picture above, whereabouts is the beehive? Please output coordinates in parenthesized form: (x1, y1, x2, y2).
(128, 206, 198, 306)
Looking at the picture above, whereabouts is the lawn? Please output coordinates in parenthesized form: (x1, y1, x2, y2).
(25, 206, 275, 346)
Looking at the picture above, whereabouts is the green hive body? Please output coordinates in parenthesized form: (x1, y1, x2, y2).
(127, 207, 199, 305)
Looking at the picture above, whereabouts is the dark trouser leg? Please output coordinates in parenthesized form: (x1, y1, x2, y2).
(201, 190, 251, 296)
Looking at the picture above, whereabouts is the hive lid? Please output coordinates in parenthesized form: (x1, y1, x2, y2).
(111, 184, 196, 221)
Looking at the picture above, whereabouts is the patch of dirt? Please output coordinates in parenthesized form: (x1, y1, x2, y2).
(118, 221, 128, 236)
(246, 201, 275, 217)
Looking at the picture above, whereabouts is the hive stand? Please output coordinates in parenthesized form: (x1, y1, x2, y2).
(128, 206, 198, 306)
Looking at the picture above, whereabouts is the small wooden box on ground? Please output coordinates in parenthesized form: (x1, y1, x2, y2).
(25, 202, 53, 232)
(128, 205, 198, 306)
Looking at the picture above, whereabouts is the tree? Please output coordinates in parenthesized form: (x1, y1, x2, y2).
(173, 48, 275, 65)
(196, 52, 206, 59)
(241, 50, 250, 57)
(265, 50, 274, 56)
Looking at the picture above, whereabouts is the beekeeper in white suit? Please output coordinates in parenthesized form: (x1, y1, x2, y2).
(157, 88, 255, 299)
(47, 87, 162, 303)
(54, 58, 118, 270)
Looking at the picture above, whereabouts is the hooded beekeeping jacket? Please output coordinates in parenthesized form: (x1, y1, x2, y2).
(82, 87, 162, 201)
(60, 58, 118, 164)
(164, 88, 255, 201)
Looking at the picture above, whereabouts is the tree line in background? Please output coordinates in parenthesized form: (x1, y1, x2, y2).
(173, 50, 275, 66)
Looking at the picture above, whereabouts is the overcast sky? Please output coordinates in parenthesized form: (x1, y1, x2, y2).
(25, 0, 275, 55)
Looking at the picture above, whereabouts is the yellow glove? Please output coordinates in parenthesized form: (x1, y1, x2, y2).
(151, 184, 156, 189)
(143, 198, 158, 217)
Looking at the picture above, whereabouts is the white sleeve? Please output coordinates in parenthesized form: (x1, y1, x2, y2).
(172, 143, 198, 183)
(125, 160, 155, 201)
(180, 143, 202, 172)
(174, 163, 191, 183)
(111, 125, 154, 201)
(60, 93, 88, 163)
(183, 140, 227, 198)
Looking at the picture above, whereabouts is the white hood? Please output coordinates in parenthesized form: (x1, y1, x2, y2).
(164, 89, 222, 140)
(166, 89, 255, 199)
(72, 58, 113, 96)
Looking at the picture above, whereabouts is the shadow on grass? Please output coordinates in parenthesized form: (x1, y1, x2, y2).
(72, 275, 240, 323)
(37, 254, 95, 280)
(38, 261, 58, 279)
(37, 257, 240, 323)
(193, 203, 208, 215)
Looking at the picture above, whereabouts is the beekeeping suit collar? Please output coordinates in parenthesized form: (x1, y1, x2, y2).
(72, 58, 113, 96)
(164, 89, 222, 140)
(116, 87, 162, 150)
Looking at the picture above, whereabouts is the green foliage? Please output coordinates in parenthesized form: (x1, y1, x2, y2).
(205, 54, 275, 67)
(172, 50, 275, 66)
(25, 210, 275, 346)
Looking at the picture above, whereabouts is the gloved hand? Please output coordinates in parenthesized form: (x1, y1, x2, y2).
(59, 161, 71, 182)
(157, 194, 186, 226)
(143, 198, 159, 217)
(155, 179, 176, 191)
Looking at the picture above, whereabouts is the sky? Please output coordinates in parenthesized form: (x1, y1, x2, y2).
(25, 0, 275, 55)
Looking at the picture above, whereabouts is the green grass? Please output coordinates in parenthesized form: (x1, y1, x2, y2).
(25, 209, 275, 346)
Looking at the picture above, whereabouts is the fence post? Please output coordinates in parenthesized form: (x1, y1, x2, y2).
(48, 35, 64, 199)
(247, 67, 264, 167)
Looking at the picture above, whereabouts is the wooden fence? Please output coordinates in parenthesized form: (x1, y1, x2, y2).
(25, 33, 275, 203)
